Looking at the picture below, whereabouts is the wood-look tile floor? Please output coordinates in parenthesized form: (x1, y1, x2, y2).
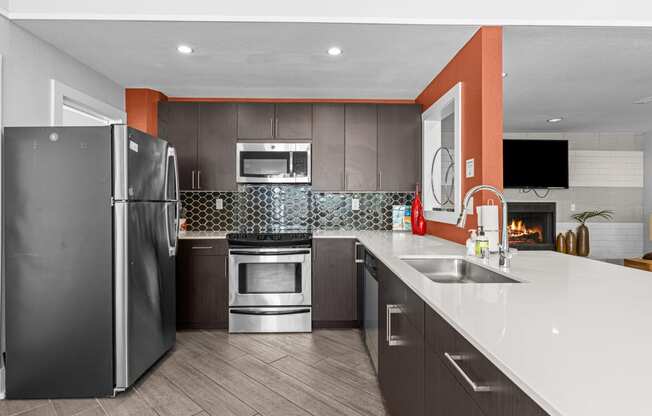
(2, 329, 388, 416)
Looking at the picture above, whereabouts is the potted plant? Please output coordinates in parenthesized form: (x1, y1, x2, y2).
(570, 209, 614, 257)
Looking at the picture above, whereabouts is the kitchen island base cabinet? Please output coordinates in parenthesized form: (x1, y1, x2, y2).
(177, 239, 228, 329)
(312, 238, 358, 328)
(378, 262, 425, 416)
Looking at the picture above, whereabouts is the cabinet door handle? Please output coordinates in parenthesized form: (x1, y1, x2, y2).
(378, 170, 382, 189)
(191, 246, 213, 250)
(197, 170, 201, 189)
(354, 242, 365, 263)
(275, 118, 279, 138)
(386, 304, 405, 346)
(191, 170, 195, 189)
(444, 352, 492, 393)
(270, 118, 274, 137)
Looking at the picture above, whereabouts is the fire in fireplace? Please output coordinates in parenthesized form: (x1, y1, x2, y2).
(506, 202, 556, 250)
(508, 219, 544, 244)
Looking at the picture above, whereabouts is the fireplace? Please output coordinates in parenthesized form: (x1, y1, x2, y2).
(506, 202, 556, 251)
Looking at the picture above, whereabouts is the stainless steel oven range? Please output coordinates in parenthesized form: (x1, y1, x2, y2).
(227, 232, 312, 333)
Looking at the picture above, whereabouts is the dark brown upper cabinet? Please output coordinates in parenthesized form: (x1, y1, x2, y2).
(378, 104, 422, 191)
(158, 101, 198, 190)
(236, 103, 312, 140)
(345, 104, 378, 191)
(275, 103, 312, 139)
(159, 102, 237, 191)
(199, 103, 237, 191)
(312, 238, 357, 325)
(312, 104, 345, 191)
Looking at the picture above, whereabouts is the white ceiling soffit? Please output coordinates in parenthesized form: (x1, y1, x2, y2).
(14, 21, 479, 99)
(5, 0, 652, 26)
(504, 26, 652, 133)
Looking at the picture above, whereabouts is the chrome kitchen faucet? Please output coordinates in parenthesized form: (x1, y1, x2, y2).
(457, 185, 512, 270)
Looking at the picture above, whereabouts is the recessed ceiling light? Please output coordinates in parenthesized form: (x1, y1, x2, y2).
(502, 72, 508, 78)
(327, 46, 342, 56)
(547, 117, 564, 123)
(177, 45, 193, 54)
(633, 95, 652, 104)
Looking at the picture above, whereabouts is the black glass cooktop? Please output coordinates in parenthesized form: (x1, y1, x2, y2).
(226, 232, 313, 247)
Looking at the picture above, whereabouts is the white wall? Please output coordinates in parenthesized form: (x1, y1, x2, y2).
(0, 14, 123, 126)
(5, 0, 652, 26)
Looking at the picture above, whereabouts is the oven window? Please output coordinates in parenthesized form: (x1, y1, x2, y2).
(238, 263, 302, 294)
(240, 151, 290, 177)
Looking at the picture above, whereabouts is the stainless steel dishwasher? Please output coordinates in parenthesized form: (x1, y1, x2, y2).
(363, 250, 379, 373)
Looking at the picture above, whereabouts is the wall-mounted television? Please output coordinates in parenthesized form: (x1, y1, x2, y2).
(503, 139, 569, 189)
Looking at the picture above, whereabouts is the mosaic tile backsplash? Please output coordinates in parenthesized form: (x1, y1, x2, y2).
(181, 186, 414, 232)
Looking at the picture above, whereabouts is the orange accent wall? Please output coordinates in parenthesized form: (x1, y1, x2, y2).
(125, 88, 168, 136)
(416, 27, 503, 244)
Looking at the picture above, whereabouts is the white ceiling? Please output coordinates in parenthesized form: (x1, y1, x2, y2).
(6, 0, 652, 27)
(504, 26, 652, 133)
(15, 20, 478, 99)
(14, 20, 652, 133)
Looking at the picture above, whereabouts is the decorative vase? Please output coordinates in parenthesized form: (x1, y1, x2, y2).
(577, 224, 590, 257)
(555, 233, 567, 253)
(566, 230, 577, 255)
(411, 185, 426, 236)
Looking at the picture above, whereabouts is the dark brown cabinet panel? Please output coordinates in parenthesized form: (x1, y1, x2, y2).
(176, 239, 228, 329)
(425, 302, 549, 416)
(345, 104, 378, 191)
(378, 104, 422, 191)
(158, 102, 198, 190)
(312, 238, 357, 325)
(237, 103, 275, 139)
(378, 262, 424, 416)
(275, 103, 312, 139)
(199, 103, 238, 191)
(425, 349, 485, 416)
(312, 104, 345, 191)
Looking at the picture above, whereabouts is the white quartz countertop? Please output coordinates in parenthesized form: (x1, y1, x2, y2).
(178, 231, 229, 239)
(312, 230, 652, 416)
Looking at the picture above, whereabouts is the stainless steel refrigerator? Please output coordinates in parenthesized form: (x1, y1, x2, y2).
(2, 125, 179, 398)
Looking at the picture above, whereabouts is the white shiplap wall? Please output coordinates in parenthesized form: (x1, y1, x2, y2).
(556, 222, 643, 259)
(569, 150, 644, 188)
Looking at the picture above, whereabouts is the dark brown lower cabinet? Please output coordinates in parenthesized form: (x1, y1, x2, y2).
(312, 238, 358, 327)
(376, 259, 550, 416)
(176, 239, 228, 329)
(378, 262, 425, 416)
(425, 349, 484, 416)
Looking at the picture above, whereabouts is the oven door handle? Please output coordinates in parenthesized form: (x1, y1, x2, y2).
(230, 308, 311, 316)
(229, 250, 310, 256)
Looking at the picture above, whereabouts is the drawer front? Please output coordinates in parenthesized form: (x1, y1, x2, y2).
(426, 306, 549, 416)
(180, 239, 227, 256)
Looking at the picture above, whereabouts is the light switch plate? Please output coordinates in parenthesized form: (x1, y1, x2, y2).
(215, 198, 224, 210)
(466, 159, 475, 178)
(352, 198, 360, 211)
(570, 203, 576, 212)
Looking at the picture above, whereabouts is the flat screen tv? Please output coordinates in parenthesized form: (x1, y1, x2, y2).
(503, 139, 569, 189)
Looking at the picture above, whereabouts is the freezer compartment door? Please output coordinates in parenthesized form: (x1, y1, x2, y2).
(3, 126, 114, 398)
(115, 202, 176, 390)
(113, 126, 176, 201)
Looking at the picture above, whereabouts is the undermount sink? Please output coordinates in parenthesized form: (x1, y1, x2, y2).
(401, 258, 521, 284)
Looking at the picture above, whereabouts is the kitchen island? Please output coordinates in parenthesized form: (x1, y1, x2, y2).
(314, 230, 652, 416)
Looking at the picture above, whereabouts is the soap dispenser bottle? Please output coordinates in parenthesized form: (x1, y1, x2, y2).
(466, 230, 477, 256)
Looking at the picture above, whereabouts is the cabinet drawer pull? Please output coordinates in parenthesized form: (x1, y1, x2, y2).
(444, 352, 492, 393)
(386, 304, 405, 347)
(192, 246, 214, 250)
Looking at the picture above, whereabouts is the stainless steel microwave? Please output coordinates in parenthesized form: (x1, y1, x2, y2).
(236, 142, 311, 184)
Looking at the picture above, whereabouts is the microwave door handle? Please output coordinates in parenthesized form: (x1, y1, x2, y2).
(289, 151, 294, 179)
